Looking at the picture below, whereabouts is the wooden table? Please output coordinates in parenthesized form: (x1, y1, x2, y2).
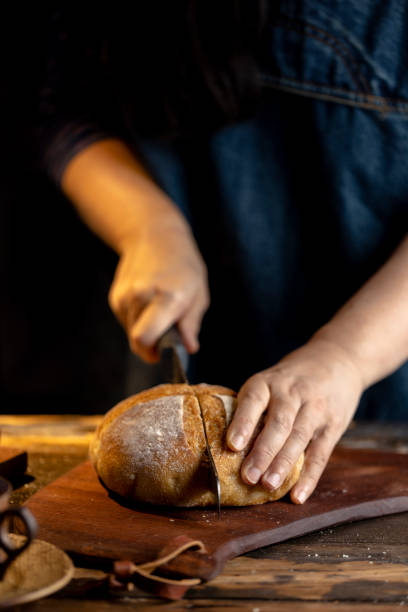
(1, 416, 408, 611)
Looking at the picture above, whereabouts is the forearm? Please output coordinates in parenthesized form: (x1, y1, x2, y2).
(313, 234, 408, 388)
(61, 138, 192, 254)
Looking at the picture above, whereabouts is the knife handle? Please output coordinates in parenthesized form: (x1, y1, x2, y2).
(157, 325, 189, 381)
(157, 325, 183, 353)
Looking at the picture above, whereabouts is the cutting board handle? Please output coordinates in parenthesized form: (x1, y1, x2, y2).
(111, 535, 211, 600)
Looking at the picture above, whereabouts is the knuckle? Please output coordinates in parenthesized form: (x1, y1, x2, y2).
(276, 452, 294, 471)
(241, 381, 265, 407)
(130, 331, 149, 348)
(289, 378, 311, 399)
(243, 388, 265, 406)
(235, 416, 257, 434)
(129, 334, 140, 352)
(313, 397, 328, 416)
(322, 413, 341, 432)
(108, 288, 120, 311)
(264, 370, 283, 388)
(110, 284, 142, 308)
(270, 411, 293, 433)
(166, 290, 186, 309)
(299, 473, 318, 490)
(307, 454, 327, 474)
(290, 427, 310, 446)
(253, 444, 276, 462)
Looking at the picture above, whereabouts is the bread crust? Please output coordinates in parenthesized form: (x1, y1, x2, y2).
(90, 383, 304, 507)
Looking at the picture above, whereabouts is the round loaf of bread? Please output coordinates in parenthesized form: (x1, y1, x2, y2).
(90, 383, 304, 507)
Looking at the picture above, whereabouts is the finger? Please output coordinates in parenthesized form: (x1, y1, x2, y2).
(108, 287, 128, 329)
(128, 291, 189, 361)
(178, 290, 210, 354)
(108, 285, 153, 331)
(226, 376, 270, 452)
(261, 404, 314, 491)
(240, 397, 299, 485)
(290, 428, 337, 504)
(125, 298, 148, 336)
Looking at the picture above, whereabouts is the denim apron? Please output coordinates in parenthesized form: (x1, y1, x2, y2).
(137, 0, 408, 420)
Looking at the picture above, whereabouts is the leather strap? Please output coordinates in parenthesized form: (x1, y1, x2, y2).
(113, 537, 205, 586)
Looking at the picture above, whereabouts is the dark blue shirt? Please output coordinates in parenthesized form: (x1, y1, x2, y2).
(39, 1, 408, 420)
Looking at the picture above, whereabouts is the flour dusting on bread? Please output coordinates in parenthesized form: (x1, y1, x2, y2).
(103, 395, 185, 473)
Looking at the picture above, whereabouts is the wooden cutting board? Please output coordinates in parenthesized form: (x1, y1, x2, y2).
(26, 447, 408, 583)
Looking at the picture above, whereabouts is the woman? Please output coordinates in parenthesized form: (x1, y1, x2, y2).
(37, 1, 408, 503)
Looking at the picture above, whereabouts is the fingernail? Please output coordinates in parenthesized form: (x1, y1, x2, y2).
(296, 490, 307, 504)
(245, 465, 261, 484)
(229, 433, 245, 451)
(265, 472, 281, 489)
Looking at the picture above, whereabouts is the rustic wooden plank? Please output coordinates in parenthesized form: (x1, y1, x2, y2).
(5, 418, 408, 610)
(248, 512, 408, 559)
(247, 542, 408, 564)
(341, 423, 408, 453)
(0, 415, 102, 426)
(59, 556, 408, 603)
(0, 415, 102, 450)
(18, 554, 408, 611)
(17, 599, 408, 611)
(191, 557, 408, 601)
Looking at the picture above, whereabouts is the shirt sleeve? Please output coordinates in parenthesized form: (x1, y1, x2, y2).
(41, 119, 112, 186)
(36, 8, 121, 185)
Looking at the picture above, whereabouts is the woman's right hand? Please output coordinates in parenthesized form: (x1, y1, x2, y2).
(60, 138, 209, 361)
(108, 222, 210, 363)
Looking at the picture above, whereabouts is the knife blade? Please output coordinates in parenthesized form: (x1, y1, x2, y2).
(195, 392, 222, 519)
(158, 326, 222, 518)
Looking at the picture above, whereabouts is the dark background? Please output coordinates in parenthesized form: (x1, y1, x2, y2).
(0, 13, 160, 414)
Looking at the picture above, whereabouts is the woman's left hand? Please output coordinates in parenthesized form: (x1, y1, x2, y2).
(226, 336, 364, 503)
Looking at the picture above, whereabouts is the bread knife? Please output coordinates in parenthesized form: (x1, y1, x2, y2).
(195, 392, 222, 519)
(157, 326, 222, 518)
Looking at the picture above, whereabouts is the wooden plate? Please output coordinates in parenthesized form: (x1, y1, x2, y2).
(0, 535, 74, 608)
